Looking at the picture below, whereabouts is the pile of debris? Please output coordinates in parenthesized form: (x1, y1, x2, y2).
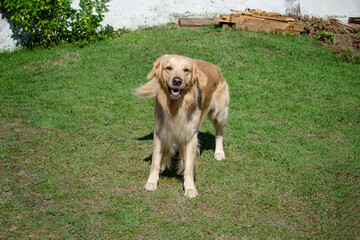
(178, 8, 360, 62)
(300, 17, 360, 49)
(214, 9, 304, 35)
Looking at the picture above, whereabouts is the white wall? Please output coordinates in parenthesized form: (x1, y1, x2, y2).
(0, 12, 17, 51)
(299, 0, 360, 20)
(1, 0, 359, 51)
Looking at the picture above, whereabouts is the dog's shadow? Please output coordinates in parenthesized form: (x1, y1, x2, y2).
(136, 132, 215, 179)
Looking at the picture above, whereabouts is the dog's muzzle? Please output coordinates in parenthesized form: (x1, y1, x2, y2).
(169, 77, 183, 98)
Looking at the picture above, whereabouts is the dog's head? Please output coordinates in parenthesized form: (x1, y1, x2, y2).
(147, 55, 207, 99)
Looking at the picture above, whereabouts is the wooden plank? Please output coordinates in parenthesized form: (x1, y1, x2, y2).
(214, 14, 232, 23)
(178, 18, 215, 27)
(230, 9, 281, 17)
(213, 18, 230, 23)
(260, 20, 291, 32)
(234, 17, 265, 32)
(334, 19, 356, 33)
(275, 29, 302, 35)
(233, 15, 303, 34)
(249, 9, 281, 17)
(251, 14, 295, 22)
(259, 12, 281, 17)
(349, 17, 360, 24)
(230, 9, 253, 16)
(220, 14, 231, 21)
(232, 13, 294, 23)
(288, 24, 304, 32)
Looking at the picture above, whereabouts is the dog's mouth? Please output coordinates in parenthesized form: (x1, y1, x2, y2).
(168, 86, 182, 98)
(168, 77, 183, 98)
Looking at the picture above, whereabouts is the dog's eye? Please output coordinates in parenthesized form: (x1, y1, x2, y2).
(166, 67, 173, 71)
(184, 68, 189, 72)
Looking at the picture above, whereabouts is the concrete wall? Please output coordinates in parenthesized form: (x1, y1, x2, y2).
(1, 0, 359, 51)
(99, 0, 360, 30)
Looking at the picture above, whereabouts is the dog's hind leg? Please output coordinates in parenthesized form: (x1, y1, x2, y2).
(209, 86, 229, 161)
(211, 116, 227, 161)
(145, 133, 164, 191)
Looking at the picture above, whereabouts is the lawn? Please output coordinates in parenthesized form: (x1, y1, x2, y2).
(0, 25, 359, 239)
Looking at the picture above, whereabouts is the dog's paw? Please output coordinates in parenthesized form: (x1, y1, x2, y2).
(144, 182, 157, 191)
(214, 151, 225, 161)
(184, 188, 198, 198)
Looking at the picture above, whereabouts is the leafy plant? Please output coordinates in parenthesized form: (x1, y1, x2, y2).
(0, 0, 112, 48)
(316, 31, 336, 44)
(69, 0, 112, 46)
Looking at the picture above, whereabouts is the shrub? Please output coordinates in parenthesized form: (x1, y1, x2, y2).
(0, 0, 112, 48)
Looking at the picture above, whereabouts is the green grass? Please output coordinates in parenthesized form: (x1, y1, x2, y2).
(1, 25, 359, 239)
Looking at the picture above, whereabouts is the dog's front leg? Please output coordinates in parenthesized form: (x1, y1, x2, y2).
(145, 133, 162, 191)
(183, 134, 199, 198)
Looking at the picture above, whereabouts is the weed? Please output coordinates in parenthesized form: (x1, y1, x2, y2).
(316, 31, 336, 44)
(340, 43, 360, 63)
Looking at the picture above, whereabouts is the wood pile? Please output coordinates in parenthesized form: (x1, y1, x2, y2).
(178, 18, 215, 27)
(214, 9, 304, 35)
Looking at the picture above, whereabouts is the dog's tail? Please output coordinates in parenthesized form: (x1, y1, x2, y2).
(134, 78, 159, 100)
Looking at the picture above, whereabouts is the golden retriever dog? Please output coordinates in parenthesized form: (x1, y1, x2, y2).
(136, 54, 229, 198)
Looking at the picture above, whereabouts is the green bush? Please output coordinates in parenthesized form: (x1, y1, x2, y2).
(0, 0, 112, 48)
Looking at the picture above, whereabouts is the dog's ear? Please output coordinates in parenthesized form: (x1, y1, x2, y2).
(192, 64, 208, 89)
(147, 57, 163, 80)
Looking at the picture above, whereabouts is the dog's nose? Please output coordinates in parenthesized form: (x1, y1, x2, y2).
(172, 77, 182, 86)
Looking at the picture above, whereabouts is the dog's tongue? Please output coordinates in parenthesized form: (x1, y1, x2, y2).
(171, 89, 180, 97)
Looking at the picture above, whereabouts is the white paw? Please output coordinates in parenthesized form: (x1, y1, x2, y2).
(184, 188, 199, 198)
(214, 151, 225, 161)
(144, 182, 157, 191)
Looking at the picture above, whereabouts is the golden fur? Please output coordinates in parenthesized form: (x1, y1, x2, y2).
(136, 55, 229, 198)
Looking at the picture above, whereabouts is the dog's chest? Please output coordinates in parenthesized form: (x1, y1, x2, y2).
(155, 100, 201, 146)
